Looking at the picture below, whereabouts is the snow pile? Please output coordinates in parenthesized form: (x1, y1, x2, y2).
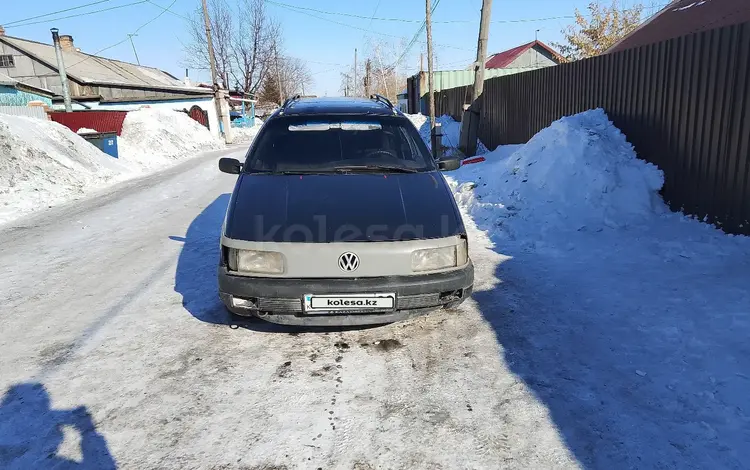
(77, 127, 98, 135)
(406, 113, 488, 155)
(228, 118, 263, 145)
(118, 108, 224, 170)
(1, 108, 237, 227)
(0, 114, 131, 225)
(450, 109, 666, 239)
(433, 113, 750, 469)
(406, 113, 427, 137)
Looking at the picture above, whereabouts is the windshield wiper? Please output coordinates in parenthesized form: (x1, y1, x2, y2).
(334, 165, 420, 174)
(247, 170, 328, 175)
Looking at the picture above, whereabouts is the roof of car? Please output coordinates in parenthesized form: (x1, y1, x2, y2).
(278, 97, 399, 117)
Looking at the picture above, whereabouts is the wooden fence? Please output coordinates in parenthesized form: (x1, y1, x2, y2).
(434, 21, 750, 234)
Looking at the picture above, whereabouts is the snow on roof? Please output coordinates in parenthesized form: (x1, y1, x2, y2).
(0, 35, 204, 93)
(608, 0, 750, 53)
(485, 40, 564, 69)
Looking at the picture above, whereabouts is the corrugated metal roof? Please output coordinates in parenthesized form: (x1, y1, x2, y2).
(608, 0, 750, 53)
(0, 72, 15, 86)
(0, 35, 203, 92)
(0, 71, 54, 96)
(485, 40, 564, 68)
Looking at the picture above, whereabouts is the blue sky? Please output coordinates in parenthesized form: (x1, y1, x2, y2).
(2, 0, 657, 95)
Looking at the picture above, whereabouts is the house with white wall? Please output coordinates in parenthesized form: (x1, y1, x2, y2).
(0, 29, 223, 135)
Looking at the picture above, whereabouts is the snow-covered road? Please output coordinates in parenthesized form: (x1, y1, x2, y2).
(0, 147, 577, 469)
(2, 138, 748, 469)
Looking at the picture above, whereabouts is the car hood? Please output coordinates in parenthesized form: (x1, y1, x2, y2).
(224, 172, 464, 242)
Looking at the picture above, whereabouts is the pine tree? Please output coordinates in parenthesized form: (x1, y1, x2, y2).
(553, 1, 644, 61)
(258, 76, 281, 106)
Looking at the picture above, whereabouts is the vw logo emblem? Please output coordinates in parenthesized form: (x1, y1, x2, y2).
(338, 252, 360, 272)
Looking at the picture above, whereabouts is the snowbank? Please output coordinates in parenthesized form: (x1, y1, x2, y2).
(118, 108, 224, 170)
(228, 118, 263, 145)
(450, 109, 667, 238)
(406, 113, 488, 156)
(1, 109, 245, 227)
(0, 115, 132, 225)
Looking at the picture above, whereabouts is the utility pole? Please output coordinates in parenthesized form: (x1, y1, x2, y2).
(460, 0, 492, 156)
(274, 45, 283, 104)
(127, 34, 140, 65)
(50, 29, 72, 112)
(364, 59, 371, 97)
(471, 0, 492, 102)
(354, 48, 358, 97)
(425, 0, 436, 156)
(201, 0, 226, 141)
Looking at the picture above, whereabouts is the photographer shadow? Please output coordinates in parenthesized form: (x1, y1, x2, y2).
(0, 383, 116, 469)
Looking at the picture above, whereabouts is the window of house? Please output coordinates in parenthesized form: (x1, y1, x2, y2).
(0, 55, 15, 68)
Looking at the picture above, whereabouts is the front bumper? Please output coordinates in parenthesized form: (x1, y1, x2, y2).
(218, 262, 474, 326)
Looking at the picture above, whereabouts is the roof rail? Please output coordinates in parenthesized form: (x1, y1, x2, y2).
(281, 94, 302, 110)
(370, 94, 393, 109)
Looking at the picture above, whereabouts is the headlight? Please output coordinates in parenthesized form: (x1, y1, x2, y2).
(412, 245, 457, 272)
(411, 240, 469, 272)
(227, 248, 284, 274)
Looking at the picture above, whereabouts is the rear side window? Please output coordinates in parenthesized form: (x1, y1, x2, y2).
(245, 116, 435, 173)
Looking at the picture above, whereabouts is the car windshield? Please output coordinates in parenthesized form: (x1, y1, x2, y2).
(244, 116, 436, 173)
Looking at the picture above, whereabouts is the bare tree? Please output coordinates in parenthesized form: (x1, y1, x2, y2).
(231, 0, 280, 94)
(339, 72, 352, 97)
(342, 39, 406, 102)
(184, 0, 280, 94)
(184, 0, 234, 87)
(257, 53, 312, 105)
(278, 54, 313, 98)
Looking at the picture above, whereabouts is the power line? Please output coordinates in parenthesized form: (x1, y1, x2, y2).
(366, 0, 383, 29)
(5, 1, 149, 29)
(391, 0, 442, 69)
(4, 0, 114, 26)
(430, 2, 671, 71)
(265, 0, 470, 52)
(146, 0, 192, 21)
(66, 0, 178, 69)
(254, 1, 667, 25)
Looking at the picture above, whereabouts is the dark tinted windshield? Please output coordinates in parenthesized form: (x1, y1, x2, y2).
(245, 116, 435, 173)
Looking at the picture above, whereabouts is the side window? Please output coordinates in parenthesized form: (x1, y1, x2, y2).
(0, 55, 15, 68)
(398, 126, 420, 162)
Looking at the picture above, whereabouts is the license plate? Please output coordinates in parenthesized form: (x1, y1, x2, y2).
(303, 293, 396, 314)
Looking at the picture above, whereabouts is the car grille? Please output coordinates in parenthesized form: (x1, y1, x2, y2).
(254, 293, 444, 313)
(396, 293, 441, 310)
(257, 298, 303, 312)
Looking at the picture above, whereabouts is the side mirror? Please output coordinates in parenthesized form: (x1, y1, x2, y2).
(437, 158, 461, 171)
(219, 157, 242, 174)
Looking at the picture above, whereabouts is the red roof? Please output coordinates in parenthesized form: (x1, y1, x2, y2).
(608, 0, 750, 53)
(485, 40, 564, 68)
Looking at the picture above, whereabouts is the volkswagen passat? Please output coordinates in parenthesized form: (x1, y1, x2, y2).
(217, 95, 473, 326)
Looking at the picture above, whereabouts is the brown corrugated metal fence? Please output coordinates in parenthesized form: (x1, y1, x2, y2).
(49, 111, 129, 136)
(434, 21, 750, 234)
